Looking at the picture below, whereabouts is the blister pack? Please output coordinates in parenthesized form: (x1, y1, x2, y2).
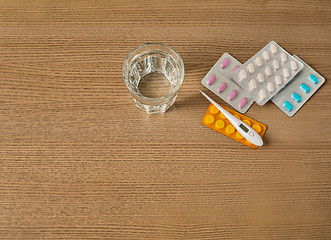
(271, 55, 325, 117)
(201, 53, 254, 113)
(230, 41, 304, 105)
(202, 103, 267, 148)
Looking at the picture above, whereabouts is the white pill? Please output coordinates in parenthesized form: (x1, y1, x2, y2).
(265, 66, 272, 77)
(249, 79, 257, 92)
(275, 75, 282, 85)
(258, 89, 267, 102)
(239, 69, 247, 81)
(280, 52, 287, 63)
(263, 51, 270, 61)
(255, 57, 263, 67)
(267, 82, 274, 92)
(270, 43, 277, 54)
(257, 73, 264, 83)
(283, 68, 290, 78)
(290, 60, 298, 71)
(247, 63, 255, 74)
(273, 59, 280, 70)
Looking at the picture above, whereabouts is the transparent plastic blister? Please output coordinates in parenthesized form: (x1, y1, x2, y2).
(271, 55, 325, 117)
(201, 53, 254, 113)
(230, 41, 304, 105)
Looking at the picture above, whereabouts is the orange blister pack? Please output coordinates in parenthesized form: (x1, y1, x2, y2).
(202, 103, 267, 148)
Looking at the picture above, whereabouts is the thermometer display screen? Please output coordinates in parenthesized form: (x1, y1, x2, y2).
(239, 124, 249, 133)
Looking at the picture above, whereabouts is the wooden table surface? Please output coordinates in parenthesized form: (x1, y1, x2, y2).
(1, 0, 331, 239)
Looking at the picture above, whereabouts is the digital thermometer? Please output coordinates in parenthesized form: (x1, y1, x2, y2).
(200, 90, 263, 146)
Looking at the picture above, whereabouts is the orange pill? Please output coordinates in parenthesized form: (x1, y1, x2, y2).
(243, 119, 251, 127)
(215, 120, 225, 129)
(204, 115, 215, 125)
(225, 125, 235, 134)
(252, 124, 262, 133)
(220, 113, 226, 119)
(210, 105, 219, 114)
(234, 114, 241, 120)
(246, 140, 254, 146)
(236, 132, 244, 139)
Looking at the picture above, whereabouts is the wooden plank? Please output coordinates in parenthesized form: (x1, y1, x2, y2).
(1, 0, 330, 239)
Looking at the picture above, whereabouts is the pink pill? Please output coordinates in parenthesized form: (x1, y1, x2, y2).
(208, 74, 216, 85)
(218, 82, 227, 93)
(221, 58, 230, 69)
(232, 65, 240, 72)
(228, 90, 237, 101)
(239, 97, 248, 109)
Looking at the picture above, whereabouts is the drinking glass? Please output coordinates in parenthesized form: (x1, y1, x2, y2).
(123, 43, 184, 114)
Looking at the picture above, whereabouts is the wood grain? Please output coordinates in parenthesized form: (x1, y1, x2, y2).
(1, 0, 331, 239)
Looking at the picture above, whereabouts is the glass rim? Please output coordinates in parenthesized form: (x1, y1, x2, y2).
(123, 42, 184, 102)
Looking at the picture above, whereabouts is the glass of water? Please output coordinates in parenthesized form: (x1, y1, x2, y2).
(123, 43, 184, 114)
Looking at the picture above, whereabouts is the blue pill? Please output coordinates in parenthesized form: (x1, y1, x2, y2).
(292, 92, 302, 103)
(283, 101, 293, 112)
(309, 74, 319, 84)
(300, 83, 310, 93)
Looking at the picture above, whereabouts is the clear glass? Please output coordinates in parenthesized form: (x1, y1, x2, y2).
(123, 43, 184, 114)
